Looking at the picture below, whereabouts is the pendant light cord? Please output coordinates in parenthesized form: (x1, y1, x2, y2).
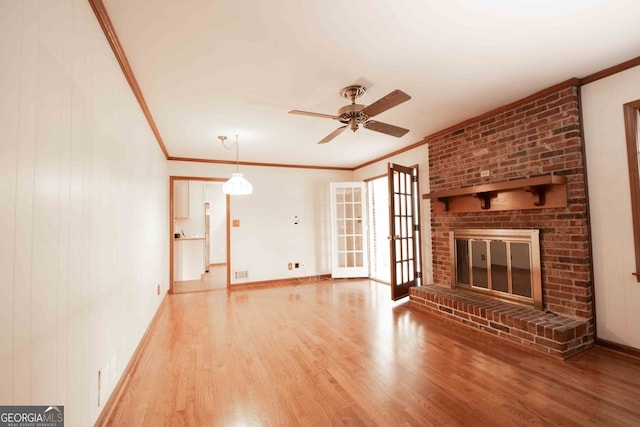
(235, 135, 239, 173)
(219, 134, 241, 173)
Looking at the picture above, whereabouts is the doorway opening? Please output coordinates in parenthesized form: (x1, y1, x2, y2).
(170, 177, 230, 294)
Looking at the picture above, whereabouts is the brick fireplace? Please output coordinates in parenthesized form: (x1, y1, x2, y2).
(410, 80, 594, 358)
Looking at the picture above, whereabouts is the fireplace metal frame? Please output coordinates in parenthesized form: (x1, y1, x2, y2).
(449, 229, 543, 309)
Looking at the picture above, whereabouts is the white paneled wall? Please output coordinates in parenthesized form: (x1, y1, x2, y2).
(0, 1, 169, 425)
(582, 65, 640, 349)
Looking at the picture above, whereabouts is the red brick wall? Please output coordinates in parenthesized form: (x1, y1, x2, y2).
(426, 83, 593, 326)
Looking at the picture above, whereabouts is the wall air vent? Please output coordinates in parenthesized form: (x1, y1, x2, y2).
(234, 271, 249, 280)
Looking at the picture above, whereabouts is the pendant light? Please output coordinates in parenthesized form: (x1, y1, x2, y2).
(219, 135, 253, 195)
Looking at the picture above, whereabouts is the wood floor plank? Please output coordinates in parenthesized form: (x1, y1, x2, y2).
(101, 279, 640, 426)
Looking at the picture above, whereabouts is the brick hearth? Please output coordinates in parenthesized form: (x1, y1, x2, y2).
(410, 285, 590, 358)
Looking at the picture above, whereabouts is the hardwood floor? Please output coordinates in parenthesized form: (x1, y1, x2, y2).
(105, 279, 640, 426)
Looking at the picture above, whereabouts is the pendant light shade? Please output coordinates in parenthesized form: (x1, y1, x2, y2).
(222, 172, 253, 195)
(218, 135, 253, 195)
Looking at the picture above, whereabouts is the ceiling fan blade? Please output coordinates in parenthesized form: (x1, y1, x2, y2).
(363, 120, 409, 138)
(361, 90, 411, 118)
(318, 126, 347, 144)
(289, 110, 339, 120)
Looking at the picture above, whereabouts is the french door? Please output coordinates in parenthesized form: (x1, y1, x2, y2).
(330, 182, 369, 278)
(388, 163, 422, 300)
(367, 177, 391, 283)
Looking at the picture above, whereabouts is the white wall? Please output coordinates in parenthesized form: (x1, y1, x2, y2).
(168, 161, 352, 283)
(0, 1, 169, 425)
(582, 65, 640, 349)
(353, 145, 433, 285)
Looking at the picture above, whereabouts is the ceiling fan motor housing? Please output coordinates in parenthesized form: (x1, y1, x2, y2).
(337, 103, 368, 131)
(338, 85, 369, 131)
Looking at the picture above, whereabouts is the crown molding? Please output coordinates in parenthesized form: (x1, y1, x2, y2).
(167, 156, 354, 172)
(580, 55, 640, 86)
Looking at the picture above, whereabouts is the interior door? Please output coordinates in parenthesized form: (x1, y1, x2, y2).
(388, 163, 422, 300)
(330, 182, 369, 278)
(366, 177, 391, 283)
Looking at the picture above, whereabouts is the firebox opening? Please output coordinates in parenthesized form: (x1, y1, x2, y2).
(450, 229, 542, 309)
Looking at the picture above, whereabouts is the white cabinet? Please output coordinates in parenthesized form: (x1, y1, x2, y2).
(173, 238, 205, 281)
(174, 180, 190, 218)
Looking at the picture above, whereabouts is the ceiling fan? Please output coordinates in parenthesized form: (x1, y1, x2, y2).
(289, 85, 411, 144)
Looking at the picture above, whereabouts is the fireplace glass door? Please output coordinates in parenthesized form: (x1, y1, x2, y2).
(451, 229, 542, 309)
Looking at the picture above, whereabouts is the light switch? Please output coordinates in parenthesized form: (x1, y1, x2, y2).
(233, 219, 240, 227)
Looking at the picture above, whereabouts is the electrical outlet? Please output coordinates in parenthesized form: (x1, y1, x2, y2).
(294, 263, 300, 268)
(288, 263, 293, 270)
(480, 170, 490, 177)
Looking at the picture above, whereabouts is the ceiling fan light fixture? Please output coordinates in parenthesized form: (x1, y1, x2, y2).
(349, 117, 358, 132)
(219, 135, 253, 195)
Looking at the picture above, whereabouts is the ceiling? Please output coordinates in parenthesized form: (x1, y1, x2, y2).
(102, 0, 640, 169)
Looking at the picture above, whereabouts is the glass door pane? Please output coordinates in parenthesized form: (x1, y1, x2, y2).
(455, 239, 470, 285)
(511, 243, 532, 297)
(490, 241, 508, 293)
(471, 240, 488, 289)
